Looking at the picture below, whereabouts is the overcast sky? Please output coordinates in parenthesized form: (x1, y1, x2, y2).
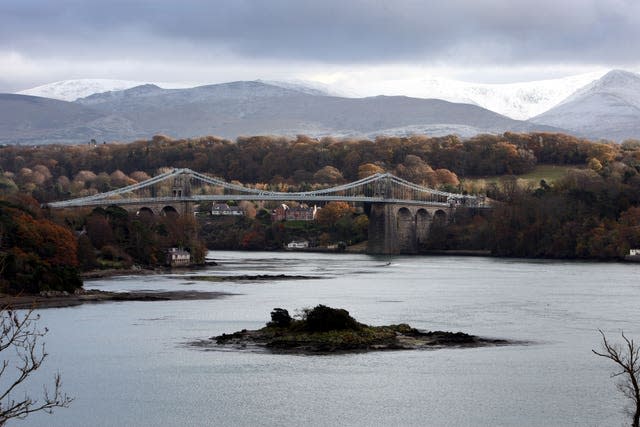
(1, 0, 639, 92)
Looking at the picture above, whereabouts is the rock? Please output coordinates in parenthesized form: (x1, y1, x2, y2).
(207, 305, 511, 354)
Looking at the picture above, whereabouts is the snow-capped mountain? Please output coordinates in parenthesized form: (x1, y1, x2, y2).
(18, 79, 152, 102)
(530, 70, 640, 141)
(17, 72, 606, 120)
(550, 69, 640, 110)
(17, 79, 199, 102)
(10, 69, 640, 144)
(339, 71, 607, 120)
(1, 81, 562, 145)
(257, 79, 340, 97)
(17, 78, 340, 102)
(16, 79, 344, 102)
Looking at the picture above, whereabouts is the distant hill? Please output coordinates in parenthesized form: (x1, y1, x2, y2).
(0, 94, 137, 145)
(530, 70, 640, 141)
(2, 81, 563, 145)
(16, 78, 334, 102)
(17, 79, 153, 102)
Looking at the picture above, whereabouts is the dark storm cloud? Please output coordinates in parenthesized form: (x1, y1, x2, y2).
(2, 0, 640, 66)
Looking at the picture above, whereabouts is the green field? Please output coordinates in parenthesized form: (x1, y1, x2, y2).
(462, 164, 578, 192)
(515, 164, 577, 182)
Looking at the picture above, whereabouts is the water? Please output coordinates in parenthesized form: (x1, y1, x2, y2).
(18, 252, 640, 426)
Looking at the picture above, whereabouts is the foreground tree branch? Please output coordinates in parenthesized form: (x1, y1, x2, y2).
(593, 330, 640, 427)
(0, 306, 72, 425)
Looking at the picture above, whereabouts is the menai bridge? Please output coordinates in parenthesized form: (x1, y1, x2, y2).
(47, 168, 486, 254)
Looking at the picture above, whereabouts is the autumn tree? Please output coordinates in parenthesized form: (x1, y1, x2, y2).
(238, 201, 257, 219)
(434, 169, 460, 187)
(313, 166, 344, 184)
(129, 171, 151, 183)
(395, 155, 435, 185)
(357, 163, 384, 179)
(315, 202, 354, 227)
(0, 201, 81, 294)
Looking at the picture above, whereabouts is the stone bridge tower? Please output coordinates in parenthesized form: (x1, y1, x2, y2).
(367, 203, 450, 254)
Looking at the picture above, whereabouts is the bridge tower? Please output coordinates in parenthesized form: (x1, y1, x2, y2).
(367, 204, 451, 255)
(367, 204, 401, 254)
(171, 173, 194, 215)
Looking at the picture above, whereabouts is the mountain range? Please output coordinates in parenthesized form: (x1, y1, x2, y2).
(18, 73, 604, 120)
(3, 69, 640, 145)
(530, 70, 640, 141)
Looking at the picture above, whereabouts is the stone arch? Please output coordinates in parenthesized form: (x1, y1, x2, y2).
(136, 207, 154, 216)
(397, 207, 416, 253)
(433, 209, 447, 224)
(105, 205, 130, 220)
(91, 206, 107, 216)
(416, 208, 431, 244)
(161, 205, 179, 216)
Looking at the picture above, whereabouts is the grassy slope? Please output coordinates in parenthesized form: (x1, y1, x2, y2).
(462, 164, 577, 192)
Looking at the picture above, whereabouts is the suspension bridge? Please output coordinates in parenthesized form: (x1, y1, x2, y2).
(46, 168, 486, 254)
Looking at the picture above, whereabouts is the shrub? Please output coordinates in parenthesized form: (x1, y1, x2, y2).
(302, 305, 361, 332)
(267, 308, 292, 328)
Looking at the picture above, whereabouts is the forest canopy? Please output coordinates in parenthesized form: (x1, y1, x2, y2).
(0, 132, 626, 203)
(2, 131, 640, 275)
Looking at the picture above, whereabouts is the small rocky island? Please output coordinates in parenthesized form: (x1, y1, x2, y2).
(211, 305, 508, 354)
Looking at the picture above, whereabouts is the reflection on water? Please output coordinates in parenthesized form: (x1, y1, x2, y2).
(22, 252, 640, 426)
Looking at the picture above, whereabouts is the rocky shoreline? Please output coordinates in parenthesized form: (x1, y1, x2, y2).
(81, 267, 165, 279)
(0, 289, 234, 309)
(80, 260, 218, 279)
(184, 274, 320, 282)
(211, 325, 509, 354)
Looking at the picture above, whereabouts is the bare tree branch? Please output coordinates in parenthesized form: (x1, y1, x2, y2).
(0, 306, 72, 426)
(593, 329, 640, 427)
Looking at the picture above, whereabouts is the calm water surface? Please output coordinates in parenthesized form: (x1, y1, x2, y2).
(21, 252, 640, 426)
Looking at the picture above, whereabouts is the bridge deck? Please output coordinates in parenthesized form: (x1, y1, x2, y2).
(46, 168, 485, 209)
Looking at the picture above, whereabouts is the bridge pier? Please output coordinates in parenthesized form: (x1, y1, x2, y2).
(367, 203, 450, 255)
(367, 204, 398, 254)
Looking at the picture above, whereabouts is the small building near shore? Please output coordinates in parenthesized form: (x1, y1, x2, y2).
(626, 248, 640, 262)
(166, 248, 191, 267)
(211, 203, 244, 216)
(287, 240, 309, 249)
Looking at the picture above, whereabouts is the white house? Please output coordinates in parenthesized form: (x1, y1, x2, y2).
(166, 248, 191, 267)
(287, 240, 309, 249)
(211, 203, 244, 216)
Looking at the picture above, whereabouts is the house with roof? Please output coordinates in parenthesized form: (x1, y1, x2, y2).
(211, 203, 244, 216)
(287, 240, 310, 249)
(166, 247, 191, 267)
(271, 204, 320, 221)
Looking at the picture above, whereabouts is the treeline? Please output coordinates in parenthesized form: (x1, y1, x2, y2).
(73, 206, 207, 270)
(1, 132, 632, 203)
(433, 162, 640, 258)
(488, 165, 640, 258)
(0, 195, 207, 294)
(0, 197, 82, 293)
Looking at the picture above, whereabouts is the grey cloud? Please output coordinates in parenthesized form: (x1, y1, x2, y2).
(2, 0, 640, 66)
